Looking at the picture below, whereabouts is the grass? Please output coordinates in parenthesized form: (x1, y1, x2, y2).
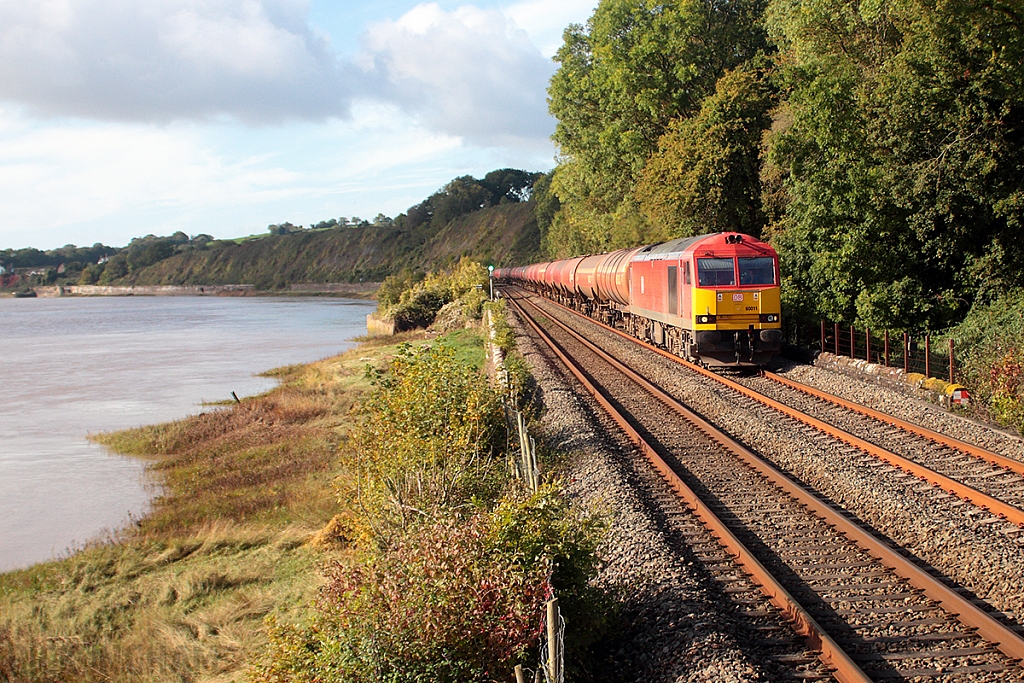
(0, 327, 477, 683)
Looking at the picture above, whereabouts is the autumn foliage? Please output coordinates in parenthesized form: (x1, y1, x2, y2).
(251, 337, 606, 682)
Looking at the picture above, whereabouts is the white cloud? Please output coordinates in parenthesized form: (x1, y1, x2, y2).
(506, 0, 596, 56)
(0, 0, 351, 123)
(356, 3, 556, 149)
(0, 0, 563, 149)
(0, 104, 553, 249)
(0, 2, 574, 249)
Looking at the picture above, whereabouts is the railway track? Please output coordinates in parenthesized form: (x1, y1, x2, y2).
(743, 372, 1024, 515)
(529, 287, 1024, 531)
(504, 289, 1024, 682)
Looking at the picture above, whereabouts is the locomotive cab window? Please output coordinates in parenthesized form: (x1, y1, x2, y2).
(738, 257, 775, 285)
(697, 258, 735, 286)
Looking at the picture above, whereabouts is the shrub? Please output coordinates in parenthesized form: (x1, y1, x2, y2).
(942, 289, 1024, 431)
(252, 488, 606, 683)
(392, 287, 446, 330)
(384, 258, 489, 331)
(489, 487, 612, 662)
(377, 267, 422, 308)
(339, 343, 505, 539)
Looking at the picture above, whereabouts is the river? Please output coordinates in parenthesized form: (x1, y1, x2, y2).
(0, 295, 376, 572)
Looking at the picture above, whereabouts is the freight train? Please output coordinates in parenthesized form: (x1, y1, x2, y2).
(494, 232, 783, 367)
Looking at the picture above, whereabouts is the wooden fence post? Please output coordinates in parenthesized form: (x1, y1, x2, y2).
(866, 328, 871, 364)
(820, 320, 826, 353)
(904, 333, 909, 374)
(514, 664, 526, 683)
(547, 599, 560, 682)
(884, 330, 890, 367)
(834, 322, 840, 356)
(925, 335, 931, 378)
(850, 325, 855, 359)
(950, 339, 955, 383)
(529, 436, 539, 491)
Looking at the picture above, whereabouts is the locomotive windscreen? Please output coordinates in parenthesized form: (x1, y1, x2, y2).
(739, 257, 775, 285)
(697, 258, 735, 286)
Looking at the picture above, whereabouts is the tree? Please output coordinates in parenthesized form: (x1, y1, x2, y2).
(127, 240, 174, 271)
(430, 176, 493, 229)
(764, 0, 1024, 329)
(532, 172, 561, 234)
(79, 263, 103, 285)
(636, 65, 775, 238)
(548, 0, 770, 223)
(481, 169, 543, 204)
(97, 255, 128, 284)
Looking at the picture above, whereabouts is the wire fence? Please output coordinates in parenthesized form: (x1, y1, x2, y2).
(489, 308, 564, 683)
(785, 318, 959, 384)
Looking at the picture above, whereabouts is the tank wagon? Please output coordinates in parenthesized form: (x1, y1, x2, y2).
(494, 232, 782, 367)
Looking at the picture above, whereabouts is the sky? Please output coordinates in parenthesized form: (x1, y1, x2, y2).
(0, 0, 597, 250)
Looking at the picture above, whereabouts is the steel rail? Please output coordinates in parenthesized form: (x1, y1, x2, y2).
(762, 370, 1024, 476)
(504, 293, 872, 683)
(506, 287, 1024, 665)
(517, 288, 1024, 529)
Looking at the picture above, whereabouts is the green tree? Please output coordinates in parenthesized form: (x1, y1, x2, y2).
(636, 65, 775, 238)
(765, 0, 1024, 329)
(127, 240, 174, 271)
(548, 0, 769, 234)
(531, 171, 560, 234)
(79, 263, 103, 285)
(430, 176, 493, 229)
(97, 255, 128, 284)
(481, 169, 542, 204)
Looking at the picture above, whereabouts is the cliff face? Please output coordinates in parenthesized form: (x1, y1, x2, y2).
(122, 203, 541, 288)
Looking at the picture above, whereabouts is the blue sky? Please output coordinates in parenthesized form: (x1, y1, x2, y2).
(0, 0, 596, 250)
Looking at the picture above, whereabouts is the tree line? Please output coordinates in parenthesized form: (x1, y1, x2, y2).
(2, 168, 541, 289)
(539, 0, 1023, 332)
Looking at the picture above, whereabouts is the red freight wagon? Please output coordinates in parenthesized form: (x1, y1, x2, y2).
(552, 256, 586, 296)
(594, 246, 645, 306)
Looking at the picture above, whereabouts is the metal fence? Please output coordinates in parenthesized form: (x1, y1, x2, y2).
(803, 320, 959, 383)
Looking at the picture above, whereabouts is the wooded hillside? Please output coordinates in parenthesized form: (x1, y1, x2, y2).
(540, 0, 1023, 332)
(120, 202, 538, 289)
(1, 170, 542, 292)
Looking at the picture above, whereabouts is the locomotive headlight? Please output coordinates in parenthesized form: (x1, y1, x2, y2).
(759, 313, 778, 323)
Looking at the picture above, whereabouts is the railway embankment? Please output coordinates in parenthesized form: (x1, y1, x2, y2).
(811, 350, 970, 410)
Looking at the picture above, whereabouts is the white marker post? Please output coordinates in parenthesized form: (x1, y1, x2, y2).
(488, 264, 494, 300)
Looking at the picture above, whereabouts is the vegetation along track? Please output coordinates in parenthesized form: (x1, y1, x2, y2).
(504, 288, 1024, 682)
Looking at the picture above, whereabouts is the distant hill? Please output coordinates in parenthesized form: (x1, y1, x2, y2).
(120, 202, 540, 289)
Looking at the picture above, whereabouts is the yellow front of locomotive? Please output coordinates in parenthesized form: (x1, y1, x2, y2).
(688, 236, 782, 366)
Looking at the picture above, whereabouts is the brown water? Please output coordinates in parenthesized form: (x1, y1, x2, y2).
(0, 295, 375, 572)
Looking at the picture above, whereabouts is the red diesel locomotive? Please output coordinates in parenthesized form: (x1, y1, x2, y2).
(495, 232, 783, 367)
